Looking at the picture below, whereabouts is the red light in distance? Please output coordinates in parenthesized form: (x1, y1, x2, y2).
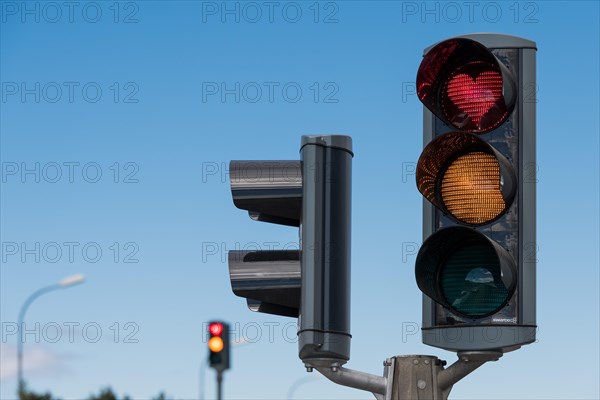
(209, 322, 224, 337)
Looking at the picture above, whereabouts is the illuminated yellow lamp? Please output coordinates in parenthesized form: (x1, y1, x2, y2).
(208, 336, 224, 352)
(441, 151, 505, 225)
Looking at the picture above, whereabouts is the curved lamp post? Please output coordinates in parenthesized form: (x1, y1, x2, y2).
(287, 375, 320, 399)
(17, 274, 85, 395)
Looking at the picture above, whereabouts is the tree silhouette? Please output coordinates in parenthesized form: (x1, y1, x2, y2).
(18, 383, 171, 400)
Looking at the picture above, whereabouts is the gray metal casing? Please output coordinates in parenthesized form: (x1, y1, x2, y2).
(298, 135, 353, 367)
(421, 34, 537, 352)
(228, 160, 303, 317)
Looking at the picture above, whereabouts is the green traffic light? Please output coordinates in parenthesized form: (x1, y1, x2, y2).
(440, 243, 511, 317)
(415, 226, 517, 319)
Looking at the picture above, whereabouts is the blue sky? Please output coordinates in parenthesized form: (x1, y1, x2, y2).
(1, 1, 598, 399)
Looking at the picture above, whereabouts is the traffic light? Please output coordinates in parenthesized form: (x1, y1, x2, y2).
(414, 34, 537, 352)
(207, 321, 230, 371)
(228, 160, 302, 318)
(228, 135, 353, 368)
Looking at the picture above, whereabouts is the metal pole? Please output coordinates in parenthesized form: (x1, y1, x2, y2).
(17, 284, 61, 397)
(216, 371, 223, 400)
(316, 366, 387, 396)
(437, 351, 502, 392)
(199, 359, 207, 400)
(391, 352, 501, 399)
(314, 352, 501, 400)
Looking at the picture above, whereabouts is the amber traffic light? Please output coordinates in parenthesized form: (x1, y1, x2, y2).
(416, 131, 516, 226)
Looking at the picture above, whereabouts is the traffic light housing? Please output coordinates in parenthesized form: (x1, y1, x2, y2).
(228, 135, 353, 368)
(415, 34, 537, 352)
(228, 160, 302, 318)
(207, 321, 230, 371)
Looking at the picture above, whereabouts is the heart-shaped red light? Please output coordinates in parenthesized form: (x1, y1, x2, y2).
(446, 71, 503, 128)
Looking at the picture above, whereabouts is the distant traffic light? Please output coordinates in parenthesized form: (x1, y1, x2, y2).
(208, 321, 230, 371)
(228, 135, 353, 368)
(415, 34, 537, 352)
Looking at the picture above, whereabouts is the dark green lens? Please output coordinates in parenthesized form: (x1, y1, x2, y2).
(440, 243, 509, 317)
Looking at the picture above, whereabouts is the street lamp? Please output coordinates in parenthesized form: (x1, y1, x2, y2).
(17, 274, 85, 396)
(286, 375, 320, 400)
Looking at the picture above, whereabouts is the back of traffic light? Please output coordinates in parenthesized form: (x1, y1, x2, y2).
(415, 33, 537, 353)
(227, 135, 353, 369)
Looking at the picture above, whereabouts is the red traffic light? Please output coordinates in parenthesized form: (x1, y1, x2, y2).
(209, 322, 224, 337)
(417, 38, 516, 133)
(207, 321, 230, 371)
(415, 33, 538, 353)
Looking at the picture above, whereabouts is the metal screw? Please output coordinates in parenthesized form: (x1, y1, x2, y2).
(417, 379, 427, 390)
(413, 359, 419, 365)
(331, 366, 338, 372)
(424, 359, 430, 365)
(306, 367, 313, 372)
